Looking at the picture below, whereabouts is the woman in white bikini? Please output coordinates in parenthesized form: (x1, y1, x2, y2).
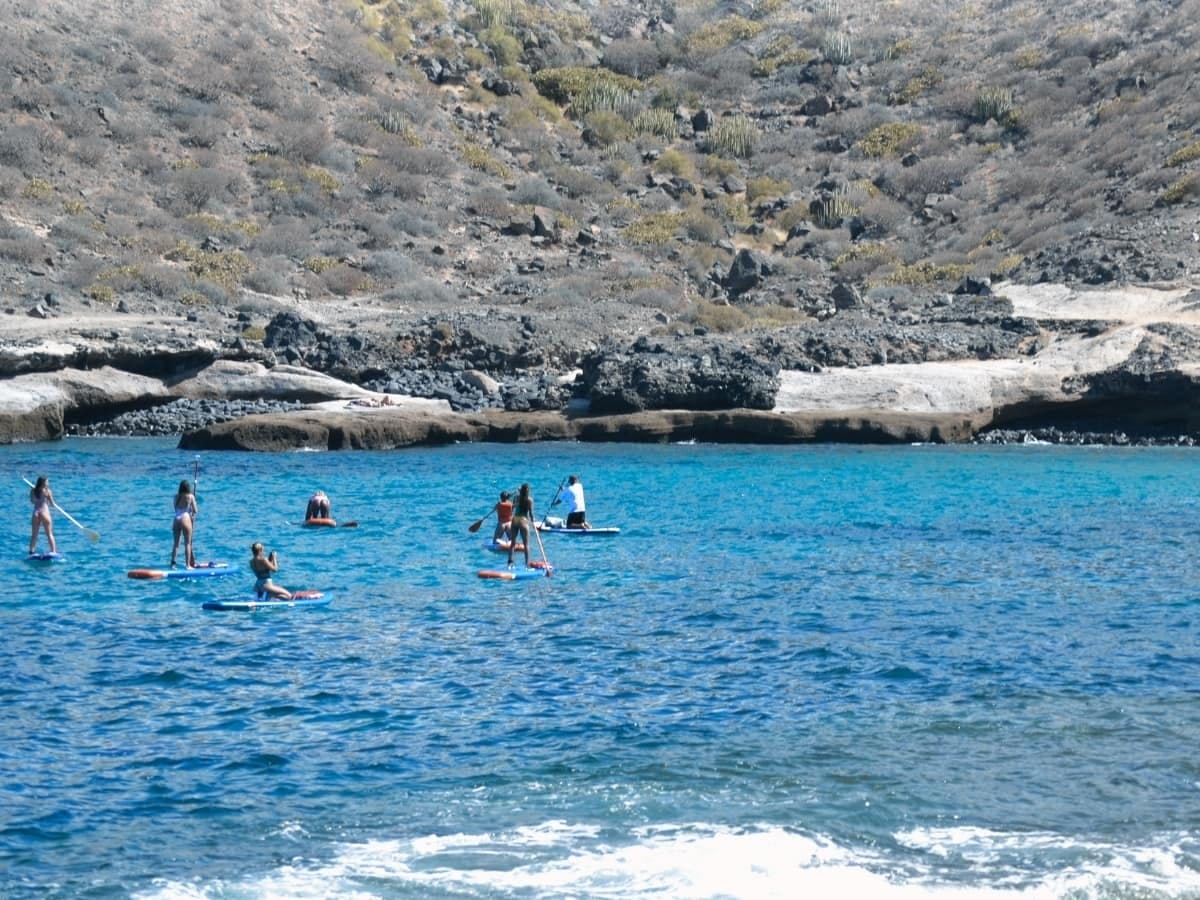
(170, 480, 198, 569)
(29, 475, 56, 556)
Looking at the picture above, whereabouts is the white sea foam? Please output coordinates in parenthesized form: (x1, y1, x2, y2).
(137, 822, 1200, 899)
(895, 825, 1200, 897)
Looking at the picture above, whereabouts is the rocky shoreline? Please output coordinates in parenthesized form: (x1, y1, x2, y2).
(55, 398, 1200, 448)
(5, 281, 1200, 450)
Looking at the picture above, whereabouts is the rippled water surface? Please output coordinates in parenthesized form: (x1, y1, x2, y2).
(1, 438, 1198, 898)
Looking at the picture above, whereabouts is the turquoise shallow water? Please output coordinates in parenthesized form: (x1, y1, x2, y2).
(1, 438, 1199, 898)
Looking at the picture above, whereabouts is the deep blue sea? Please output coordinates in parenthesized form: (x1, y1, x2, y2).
(1, 437, 1198, 899)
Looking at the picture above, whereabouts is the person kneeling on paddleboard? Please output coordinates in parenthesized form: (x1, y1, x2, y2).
(553, 474, 590, 529)
(250, 542, 292, 600)
(491, 491, 514, 542)
(305, 490, 331, 522)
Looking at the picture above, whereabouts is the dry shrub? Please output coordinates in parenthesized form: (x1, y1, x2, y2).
(686, 301, 749, 333)
(511, 175, 560, 208)
(321, 264, 370, 296)
(603, 38, 663, 78)
(170, 166, 241, 214)
(252, 219, 312, 257)
(893, 155, 974, 198)
(320, 23, 386, 91)
(383, 144, 455, 178)
(276, 114, 332, 165)
(0, 124, 45, 168)
(0, 234, 44, 264)
(551, 165, 611, 202)
(467, 186, 512, 219)
(683, 207, 725, 243)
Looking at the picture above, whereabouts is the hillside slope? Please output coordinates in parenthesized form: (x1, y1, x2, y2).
(1, 0, 1199, 399)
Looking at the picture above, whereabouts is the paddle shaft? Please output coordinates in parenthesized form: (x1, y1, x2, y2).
(531, 512, 551, 572)
(543, 477, 566, 526)
(23, 477, 99, 541)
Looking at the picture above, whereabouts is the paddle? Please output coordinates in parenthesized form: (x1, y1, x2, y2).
(190, 455, 200, 566)
(23, 477, 99, 542)
(531, 497, 552, 575)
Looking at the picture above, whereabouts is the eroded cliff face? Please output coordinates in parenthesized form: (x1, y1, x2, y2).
(4, 283, 1200, 446)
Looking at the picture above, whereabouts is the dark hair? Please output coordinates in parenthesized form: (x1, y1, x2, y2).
(34, 475, 48, 490)
(500, 491, 511, 500)
(177, 480, 192, 495)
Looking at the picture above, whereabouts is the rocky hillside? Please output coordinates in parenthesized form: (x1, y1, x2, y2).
(2, 0, 1200, 430)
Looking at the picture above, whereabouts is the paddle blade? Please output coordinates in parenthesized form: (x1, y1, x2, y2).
(86, 529, 100, 542)
(340, 521, 359, 528)
(468, 519, 484, 533)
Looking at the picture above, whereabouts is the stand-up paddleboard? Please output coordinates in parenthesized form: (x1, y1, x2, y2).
(27, 551, 66, 563)
(483, 539, 527, 553)
(478, 562, 553, 580)
(128, 562, 234, 580)
(203, 589, 330, 611)
(535, 522, 621, 535)
(297, 518, 358, 528)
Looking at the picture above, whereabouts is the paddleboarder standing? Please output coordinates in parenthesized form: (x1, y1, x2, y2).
(170, 480, 198, 569)
(29, 475, 56, 555)
(506, 484, 535, 569)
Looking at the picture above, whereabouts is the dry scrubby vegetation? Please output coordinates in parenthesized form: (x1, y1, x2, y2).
(1, 0, 1199, 334)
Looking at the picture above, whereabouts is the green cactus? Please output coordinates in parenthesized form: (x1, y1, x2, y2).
(822, 32, 853, 65)
(973, 86, 1015, 123)
(705, 115, 758, 159)
(811, 190, 858, 228)
(633, 108, 678, 139)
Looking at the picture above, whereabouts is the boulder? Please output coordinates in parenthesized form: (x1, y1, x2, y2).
(724, 249, 774, 299)
(0, 366, 167, 443)
(168, 360, 373, 403)
(580, 342, 780, 413)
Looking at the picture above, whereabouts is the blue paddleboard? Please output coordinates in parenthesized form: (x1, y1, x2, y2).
(203, 590, 330, 611)
(128, 562, 234, 580)
(27, 551, 66, 563)
(535, 523, 620, 535)
(477, 564, 553, 580)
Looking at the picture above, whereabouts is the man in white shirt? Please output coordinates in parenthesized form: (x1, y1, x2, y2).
(559, 474, 590, 529)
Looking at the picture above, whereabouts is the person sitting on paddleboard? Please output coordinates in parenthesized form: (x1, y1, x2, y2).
(305, 490, 331, 522)
(506, 483, 535, 569)
(553, 474, 590, 529)
(29, 475, 56, 556)
(249, 542, 292, 600)
(490, 491, 514, 543)
(170, 479, 198, 569)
